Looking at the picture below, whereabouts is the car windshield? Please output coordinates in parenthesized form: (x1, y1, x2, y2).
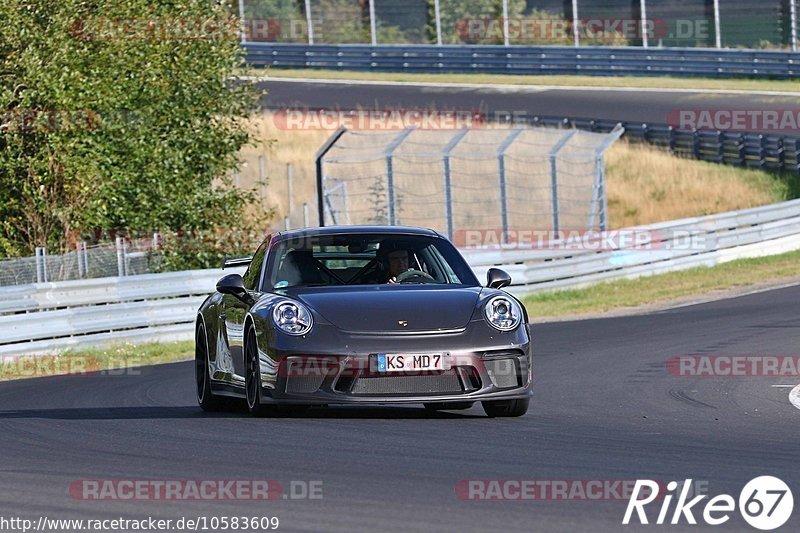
(264, 233, 478, 289)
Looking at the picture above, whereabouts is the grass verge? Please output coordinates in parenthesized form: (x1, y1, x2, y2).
(522, 249, 800, 319)
(0, 340, 194, 382)
(259, 69, 800, 93)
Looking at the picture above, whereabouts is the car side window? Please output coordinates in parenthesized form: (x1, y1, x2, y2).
(242, 243, 267, 291)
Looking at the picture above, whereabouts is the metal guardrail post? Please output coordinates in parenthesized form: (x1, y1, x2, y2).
(442, 129, 469, 240)
(314, 126, 347, 226)
(791, 0, 798, 51)
(497, 127, 525, 244)
(384, 127, 414, 226)
(116, 237, 127, 277)
(549, 130, 578, 233)
(35, 247, 47, 283)
(713, 0, 722, 48)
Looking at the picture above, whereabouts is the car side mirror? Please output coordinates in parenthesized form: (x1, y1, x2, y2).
(216, 274, 252, 304)
(486, 268, 512, 289)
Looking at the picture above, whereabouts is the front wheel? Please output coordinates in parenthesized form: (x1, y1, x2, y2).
(482, 398, 529, 418)
(245, 325, 272, 417)
(196, 324, 225, 412)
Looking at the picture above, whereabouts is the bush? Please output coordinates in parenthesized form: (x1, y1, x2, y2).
(0, 0, 266, 268)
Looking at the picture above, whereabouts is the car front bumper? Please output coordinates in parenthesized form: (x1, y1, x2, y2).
(257, 349, 532, 405)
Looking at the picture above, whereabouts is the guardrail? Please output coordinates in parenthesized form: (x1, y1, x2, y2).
(0, 268, 244, 357)
(244, 43, 800, 79)
(519, 116, 800, 176)
(2, 199, 800, 356)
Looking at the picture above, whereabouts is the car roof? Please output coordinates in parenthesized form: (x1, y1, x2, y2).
(276, 225, 441, 240)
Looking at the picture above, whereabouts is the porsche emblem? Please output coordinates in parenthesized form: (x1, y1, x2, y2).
(398, 320, 408, 327)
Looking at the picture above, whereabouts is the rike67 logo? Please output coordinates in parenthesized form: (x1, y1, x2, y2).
(623, 477, 793, 530)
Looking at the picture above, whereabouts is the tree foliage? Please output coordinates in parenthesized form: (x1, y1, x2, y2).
(0, 0, 264, 267)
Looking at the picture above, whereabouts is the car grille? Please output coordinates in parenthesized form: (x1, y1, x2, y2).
(285, 374, 327, 394)
(336, 367, 480, 396)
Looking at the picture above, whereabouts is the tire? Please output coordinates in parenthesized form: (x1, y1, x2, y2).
(196, 324, 226, 412)
(481, 398, 529, 418)
(245, 325, 272, 417)
(424, 401, 474, 411)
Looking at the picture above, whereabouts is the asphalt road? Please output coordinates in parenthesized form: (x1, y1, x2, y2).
(259, 79, 800, 130)
(0, 284, 798, 532)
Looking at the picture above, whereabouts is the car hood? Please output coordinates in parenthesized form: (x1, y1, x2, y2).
(288, 285, 483, 333)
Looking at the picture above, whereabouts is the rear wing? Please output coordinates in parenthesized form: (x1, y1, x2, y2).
(222, 256, 252, 270)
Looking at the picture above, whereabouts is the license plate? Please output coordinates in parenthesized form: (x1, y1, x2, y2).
(376, 353, 447, 372)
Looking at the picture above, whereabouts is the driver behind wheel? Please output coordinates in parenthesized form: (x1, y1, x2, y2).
(377, 241, 432, 284)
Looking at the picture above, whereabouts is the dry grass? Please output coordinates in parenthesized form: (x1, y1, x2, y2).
(604, 140, 787, 228)
(239, 111, 788, 229)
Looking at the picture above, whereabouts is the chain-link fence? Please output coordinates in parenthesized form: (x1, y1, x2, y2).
(237, 0, 799, 50)
(0, 238, 160, 287)
(316, 125, 623, 243)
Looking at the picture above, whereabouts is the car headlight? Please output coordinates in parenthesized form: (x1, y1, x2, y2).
(484, 295, 522, 332)
(272, 301, 313, 336)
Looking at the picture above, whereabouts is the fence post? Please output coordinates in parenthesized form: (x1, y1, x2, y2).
(572, 0, 580, 47)
(76, 242, 85, 278)
(305, 0, 314, 45)
(115, 236, 127, 277)
(497, 127, 525, 244)
(434, 0, 442, 45)
(640, 0, 649, 48)
(549, 130, 578, 233)
(238, 0, 246, 43)
(713, 0, 721, 48)
(285, 217, 290, 231)
(35, 247, 47, 283)
(315, 126, 347, 226)
(384, 127, 414, 226)
(791, 0, 798, 51)
(502, 0, 510, 46)
(441, 129, 469, 240)
(590, 124, 625, 231)
(258, 155, 266, 208)
(369, 0, 377, 45)
(287, 163, 294, 212)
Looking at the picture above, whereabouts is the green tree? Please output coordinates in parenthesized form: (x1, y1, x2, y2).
(0, 0, 265, 268)
(427, 0, 526, 45)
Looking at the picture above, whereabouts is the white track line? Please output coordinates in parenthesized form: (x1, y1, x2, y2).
(247, 75, 800, 97)
(790, 384, 800, 411)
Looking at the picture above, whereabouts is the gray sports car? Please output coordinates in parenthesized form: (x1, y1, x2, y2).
(195, 226, 533, 417)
